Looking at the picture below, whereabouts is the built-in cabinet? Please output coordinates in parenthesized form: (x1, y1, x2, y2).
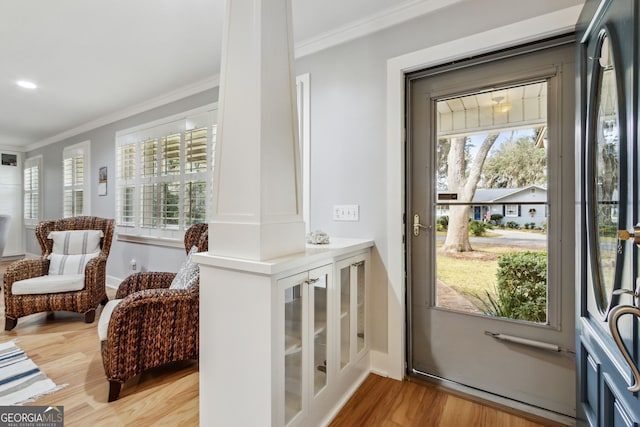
(197, 238, 373, 427)
(280, 251, 370, 427)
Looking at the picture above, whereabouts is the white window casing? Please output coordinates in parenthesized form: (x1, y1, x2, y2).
(115, 105, 217, 244)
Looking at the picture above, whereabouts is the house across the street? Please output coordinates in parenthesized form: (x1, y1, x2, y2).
(437, 185, 547, 228)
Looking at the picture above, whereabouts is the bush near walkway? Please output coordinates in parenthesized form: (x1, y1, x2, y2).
(483, 251, 547, 322)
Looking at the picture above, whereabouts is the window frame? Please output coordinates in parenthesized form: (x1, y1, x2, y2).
(23, 155, 42, 227)
(62, 141, 91, 218)
(504, 204, 520, 217)
(115, 104, 217, 246)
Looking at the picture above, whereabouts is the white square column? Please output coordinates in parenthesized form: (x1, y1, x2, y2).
(210, 0, 305, 261)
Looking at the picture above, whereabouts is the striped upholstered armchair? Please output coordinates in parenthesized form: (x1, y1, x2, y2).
(99, 223, 207, 402)
(3, 216, 114, 331)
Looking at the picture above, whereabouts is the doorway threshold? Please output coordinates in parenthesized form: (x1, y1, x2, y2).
(410, 370, 576, 426)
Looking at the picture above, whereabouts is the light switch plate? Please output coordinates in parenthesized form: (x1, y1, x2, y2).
(333, 205, 359, 221)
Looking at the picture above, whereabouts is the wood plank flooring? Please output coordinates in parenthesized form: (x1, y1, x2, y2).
(0, 261, 569, 426)
(330, 375, 567, 427)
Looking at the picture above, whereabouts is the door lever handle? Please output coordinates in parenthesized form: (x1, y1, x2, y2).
(609, 304, 640, 393)
(413, 214, 429, 236)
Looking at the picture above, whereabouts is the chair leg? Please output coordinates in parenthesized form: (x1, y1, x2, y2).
(108, 380, 122, 402)
(4, 317, 16, 331)
(84, 309, 96, 323)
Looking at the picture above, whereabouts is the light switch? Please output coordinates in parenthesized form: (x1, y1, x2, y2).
(333, 205, 359, 221)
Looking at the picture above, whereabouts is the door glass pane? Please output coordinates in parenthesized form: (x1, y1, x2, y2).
(284, 283, 302, 424)
(591, 33, 621, 311)
(313, 273, 327, 395)
(340, 265, 350, 369)
(435, 81, 549, 323)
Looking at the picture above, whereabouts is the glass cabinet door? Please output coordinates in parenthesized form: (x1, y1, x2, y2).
(355, 261, 366, 354)
(338, 255, 368, 370)
(339, 263, 351, 370)
(282, 273, 306, 425)
(309, 265, 331, 397)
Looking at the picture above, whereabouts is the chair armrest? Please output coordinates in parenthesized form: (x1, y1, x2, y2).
(3, 259, 49, 295)
(104, 288, 198, 374)
(115, 272, 176, 299)
(84, 255, 108, 293)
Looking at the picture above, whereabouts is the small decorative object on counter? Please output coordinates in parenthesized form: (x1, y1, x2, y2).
(306, 230, 330, 244)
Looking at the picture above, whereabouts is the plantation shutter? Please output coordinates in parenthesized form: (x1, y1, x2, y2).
(23, 157, 41, 225)
(116, 143, 136, 226)
(63, 142, 89, 218)
(114, 107, 216, 239)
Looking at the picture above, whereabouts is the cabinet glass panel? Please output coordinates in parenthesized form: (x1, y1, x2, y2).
(340, 265, 351, 369)
(356, 261, 365, 353)
(284, 284, 302, 424)
(312, 272, 328, 395)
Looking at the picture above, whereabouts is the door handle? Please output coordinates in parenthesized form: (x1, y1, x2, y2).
(413, 214, 429, 236)
(608, 304, 640, 393)
(617, 224, 640, 245)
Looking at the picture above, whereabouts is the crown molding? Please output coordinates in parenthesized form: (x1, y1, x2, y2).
(294, 0, 464, 58)
(26, 74, 220, 152)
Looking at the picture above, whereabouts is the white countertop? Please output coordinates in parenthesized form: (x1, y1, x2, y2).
(193, 237, 374, 275)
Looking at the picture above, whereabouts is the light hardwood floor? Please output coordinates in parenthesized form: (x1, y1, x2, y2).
(0, 262, 568, 426)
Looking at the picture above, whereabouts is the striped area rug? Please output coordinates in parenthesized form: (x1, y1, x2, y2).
(0, 340, 66, 405)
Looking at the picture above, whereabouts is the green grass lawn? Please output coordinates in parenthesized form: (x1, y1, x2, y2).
(436, 242, 545, 310)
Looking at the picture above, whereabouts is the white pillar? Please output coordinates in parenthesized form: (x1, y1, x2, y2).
(210, 0, 305, 261)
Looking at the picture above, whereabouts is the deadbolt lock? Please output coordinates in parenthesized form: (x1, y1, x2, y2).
(618, 224, 640, 245)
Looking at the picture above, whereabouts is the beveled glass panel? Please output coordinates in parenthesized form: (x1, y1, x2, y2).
(592, 33, 621, 311)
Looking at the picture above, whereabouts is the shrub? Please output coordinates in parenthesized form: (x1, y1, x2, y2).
(469, 220, 486, 236)
(437, 216, 449, 231)
(490, 214, 504, 225)
(506, 221, 519, 229)
(482, 251, 547, 322)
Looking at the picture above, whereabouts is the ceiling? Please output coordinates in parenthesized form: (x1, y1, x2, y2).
(0, 0, 468, 150)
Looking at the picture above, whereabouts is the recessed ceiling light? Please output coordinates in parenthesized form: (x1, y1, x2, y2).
(16, 80, 37, 90)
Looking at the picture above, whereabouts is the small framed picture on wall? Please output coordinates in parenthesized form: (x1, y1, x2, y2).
(98, 166, 107, 196)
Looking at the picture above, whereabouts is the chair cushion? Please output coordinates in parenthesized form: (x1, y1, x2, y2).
(48, 252, 99, 275)
(48, 230, 103, 255)
(169, 246, 200, 290)
(12, 274, 85, 295)
(98, 299, 123, 341)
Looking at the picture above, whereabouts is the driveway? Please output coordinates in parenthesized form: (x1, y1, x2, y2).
(470, 228, 547, 249)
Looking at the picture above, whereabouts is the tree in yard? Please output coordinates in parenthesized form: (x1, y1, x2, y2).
(482, 133, 547, 188)
(440, 133, 500, 253)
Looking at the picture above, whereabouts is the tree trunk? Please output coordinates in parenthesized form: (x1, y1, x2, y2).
(439, 133, 499, 253)
(441, 205, 472, 252)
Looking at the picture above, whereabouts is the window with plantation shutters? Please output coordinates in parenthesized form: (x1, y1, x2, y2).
(63, 141, 90, 218)
(23, 156, 42, 226)
(115, 106, 217, 242)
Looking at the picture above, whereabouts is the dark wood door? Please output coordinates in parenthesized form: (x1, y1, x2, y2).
(576, 0, 640, 425)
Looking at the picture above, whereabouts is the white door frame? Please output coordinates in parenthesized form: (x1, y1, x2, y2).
(380, 5, 583, 381)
